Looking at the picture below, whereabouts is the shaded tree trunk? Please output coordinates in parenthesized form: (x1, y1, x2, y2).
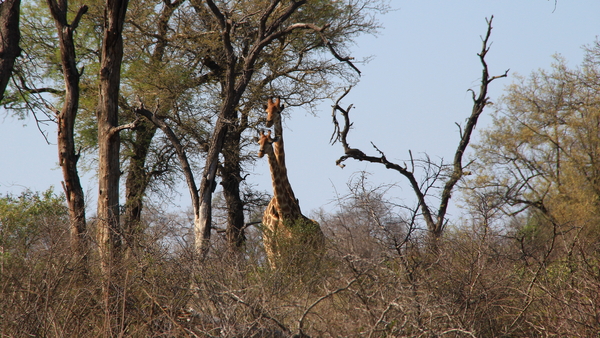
(194, 0, 310, 256)
(196, 103, 233, 255)
(123, 119, 157, 251)
(0, 0, 21, 102)
(221, 126, 246, 249)
(46, 0, 89, 263)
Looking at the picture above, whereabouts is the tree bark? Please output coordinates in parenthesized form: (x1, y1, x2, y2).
(123, 119, 156, 250)
(96, 0, 129, 333)
(221, 126, 245, 249)
(0, 0, 21, 103)
(97, 0, 129, 267)
(194, 0, 311, 256)
(46, 0, 89, 262)
(196, 108, 231, 255)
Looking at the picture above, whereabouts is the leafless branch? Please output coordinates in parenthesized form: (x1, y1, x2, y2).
(440, 328, 477, 337)
(330, 86, 353, 146)
(330, 87, 436, 235)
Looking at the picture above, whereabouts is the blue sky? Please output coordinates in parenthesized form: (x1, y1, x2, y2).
(1, 0, 599, 221)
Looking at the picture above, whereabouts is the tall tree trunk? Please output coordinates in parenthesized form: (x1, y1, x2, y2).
(46, 0, 89, 264)
(121, 0, 181, 250)
(221, 126, 245, 249)
(0, 0, 21, 102)
(123, 120, 157, 251)
(196, 115, 229, 255)
(97, 0, 129, 266)
(97, 0, 129, 334)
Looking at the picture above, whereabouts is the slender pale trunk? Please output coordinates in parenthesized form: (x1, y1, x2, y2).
(196, 128, 222, 255)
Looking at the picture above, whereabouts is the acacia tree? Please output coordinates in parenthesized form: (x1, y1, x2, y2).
(1, 0, 94, 261)
(331, 17, 508, 242)
(461, 43, 600, 335)
(469, 45, 600, 238)
(0, 0, 21, 102)
(131, 0, 384, 255)
(7, 0, 385, 259)
(6, 0, 133, 331)
(189, 0, 380, 255)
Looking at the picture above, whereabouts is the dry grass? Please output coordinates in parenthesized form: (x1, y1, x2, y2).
(1, 201, 600, 337)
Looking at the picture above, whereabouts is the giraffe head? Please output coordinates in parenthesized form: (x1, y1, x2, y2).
(265, 97, 283, 128)
(257, 130, 275, 158)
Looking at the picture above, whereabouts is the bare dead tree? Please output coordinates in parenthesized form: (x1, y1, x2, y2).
(331, 16, 508, 241)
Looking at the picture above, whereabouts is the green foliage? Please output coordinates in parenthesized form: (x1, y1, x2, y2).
(517, 210, 546, 242)
(468, 45, 600, 245)
(261, 216, 326, 275)
(285, 217, 322, 237)
(0, 188, 68, 256)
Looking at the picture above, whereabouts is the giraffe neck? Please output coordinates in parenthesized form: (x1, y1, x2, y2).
(272, 114, 286, 167)
(266, 148, 301, 220)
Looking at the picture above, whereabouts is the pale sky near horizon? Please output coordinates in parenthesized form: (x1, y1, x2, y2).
(1, 1, 599, 222)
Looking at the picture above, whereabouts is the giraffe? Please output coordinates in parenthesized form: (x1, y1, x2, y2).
(258, 98, 324, 268)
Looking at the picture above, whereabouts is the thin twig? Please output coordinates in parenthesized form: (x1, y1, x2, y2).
(297, 278, 358, 336)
